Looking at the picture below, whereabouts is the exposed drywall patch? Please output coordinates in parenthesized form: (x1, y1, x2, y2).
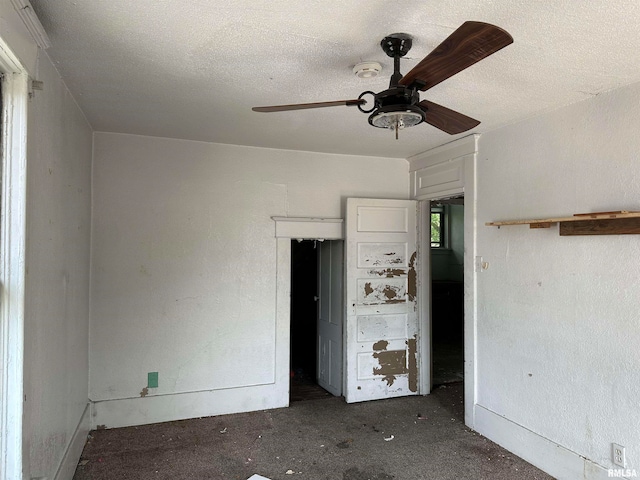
(407, 335, 418, 392)
(407, 252, 417, 302)
(139, 387, 149, 397)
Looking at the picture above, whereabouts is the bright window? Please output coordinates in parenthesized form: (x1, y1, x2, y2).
(431, 206, 444, 248)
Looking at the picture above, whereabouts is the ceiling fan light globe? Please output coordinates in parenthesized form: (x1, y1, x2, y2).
(369, 106, 424, 129)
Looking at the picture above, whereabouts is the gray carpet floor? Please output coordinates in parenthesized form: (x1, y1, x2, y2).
(73, 383, 553, 480)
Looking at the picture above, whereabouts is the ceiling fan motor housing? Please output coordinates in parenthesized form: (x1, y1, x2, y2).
(367, 86, 425, 129)
(374, 86, 419, 108)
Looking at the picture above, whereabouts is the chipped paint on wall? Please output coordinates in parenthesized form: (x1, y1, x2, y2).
(140, 387, 149, 397)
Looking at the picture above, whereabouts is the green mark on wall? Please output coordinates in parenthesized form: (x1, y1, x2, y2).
(148, 371, 158, 388)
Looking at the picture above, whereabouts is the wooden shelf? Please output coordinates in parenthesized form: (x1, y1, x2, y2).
(486, 211, 640, 236)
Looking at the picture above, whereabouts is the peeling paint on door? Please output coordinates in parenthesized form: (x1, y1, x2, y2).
(382, 286, 399, 300)
(357, 243, 407, 268)
(370, 336, 418, 389)
(371, 254, 402, 265)
(372, 340, 389, 351)
(407, 252, 417, 302)
(373, 350, 408, 386)
(358, 278, 406, 305)
(368, 268, 405, 277)
(346, 199, 418, 403)
(372, 338, 407, 386)
(381, 374, 397, 386)
(364, 282, 374, 296)
(407, 335, 418, 392)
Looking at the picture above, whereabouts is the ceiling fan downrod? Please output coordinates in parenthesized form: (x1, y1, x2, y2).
(364, 33, 426, 138)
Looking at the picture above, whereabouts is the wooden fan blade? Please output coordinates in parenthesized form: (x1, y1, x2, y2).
(252, 99, 365, 112)
(418, 100, 480, 135)
(399, 21, 513, 91)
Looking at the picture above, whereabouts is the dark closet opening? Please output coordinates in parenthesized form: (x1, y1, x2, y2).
(290, 240, 331, 402)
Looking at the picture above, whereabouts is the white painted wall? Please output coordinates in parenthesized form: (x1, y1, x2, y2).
(476, 81, 640, 476)
(23, 52, 93, 479)
(90, 133, 408, 428)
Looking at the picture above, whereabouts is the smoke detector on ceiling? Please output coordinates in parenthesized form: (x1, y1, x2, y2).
(353, 62, 382, 79)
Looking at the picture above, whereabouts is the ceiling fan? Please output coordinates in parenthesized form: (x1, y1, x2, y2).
(253, 22, 513, 139)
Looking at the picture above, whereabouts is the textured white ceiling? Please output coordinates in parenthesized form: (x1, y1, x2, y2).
(30, 0, 640, 158)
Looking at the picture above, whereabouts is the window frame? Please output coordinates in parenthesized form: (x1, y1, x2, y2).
(0, 43, 29, 480)
(430, 204, 450, 250)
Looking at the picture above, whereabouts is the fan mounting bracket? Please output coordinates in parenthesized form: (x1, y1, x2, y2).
(380, 33, 413, 58)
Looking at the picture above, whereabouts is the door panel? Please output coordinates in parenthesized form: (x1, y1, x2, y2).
(317, 241, 343, 396)
(345, 198, 418, 403)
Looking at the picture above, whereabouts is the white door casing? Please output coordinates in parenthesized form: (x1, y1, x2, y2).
(316, 240, 343, 396)
(344, 198, 418, 403)
(408, 134, 477, 427)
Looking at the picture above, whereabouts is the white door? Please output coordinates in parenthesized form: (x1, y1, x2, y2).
(344, 198, 418, 403)
(317, 240, 343, 396)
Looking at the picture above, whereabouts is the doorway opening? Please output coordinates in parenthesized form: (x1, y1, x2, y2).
(290, 239, 321, 400)
(289, 239, 344, 402)
(430, 196, 465, 387)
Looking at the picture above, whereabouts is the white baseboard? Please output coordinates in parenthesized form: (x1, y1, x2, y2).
(91, 383, 288, 429)
(474, 404, 614, 480)
(53, 403, 90, 480)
